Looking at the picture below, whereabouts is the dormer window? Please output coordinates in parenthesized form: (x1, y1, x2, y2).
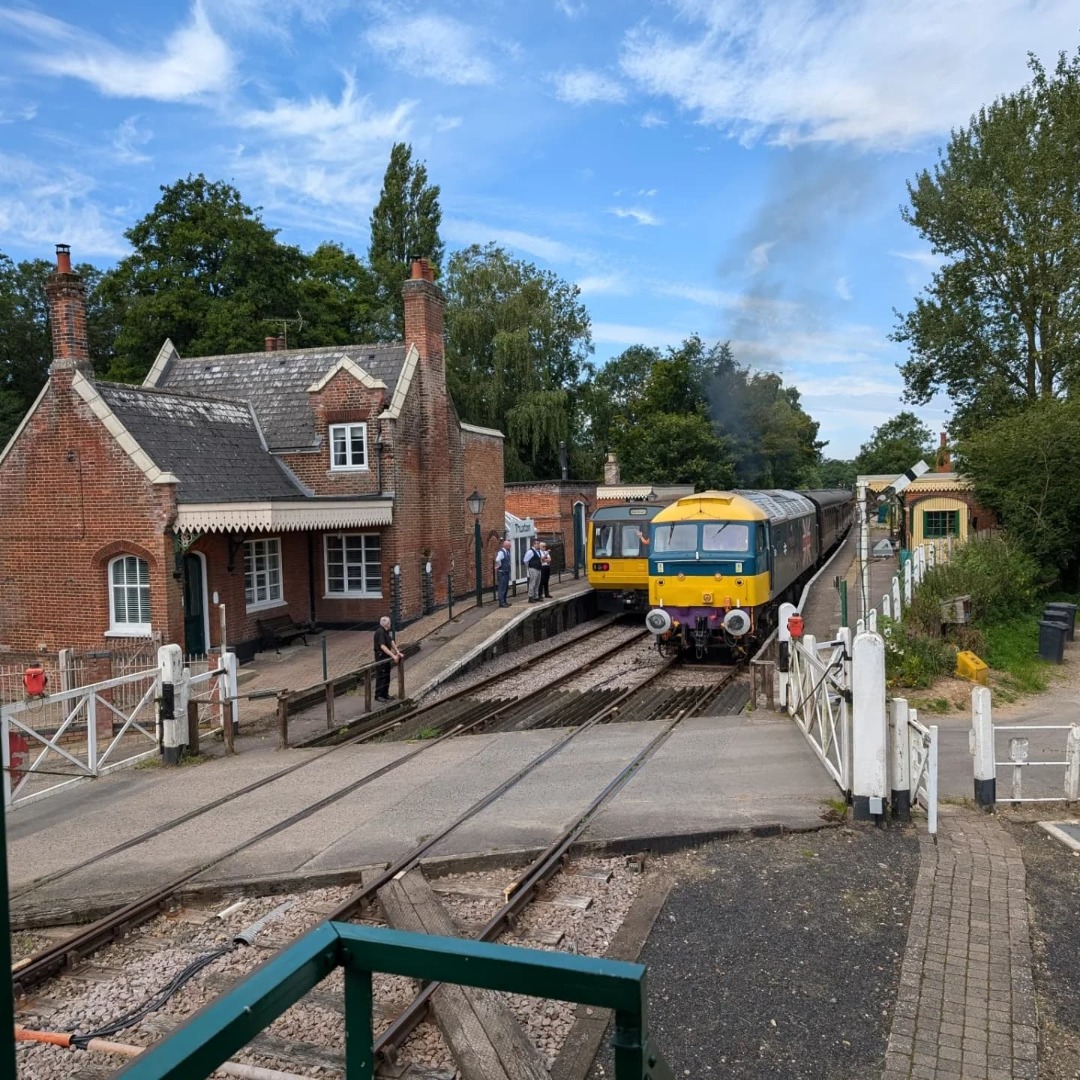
(329, 422, 368, 471)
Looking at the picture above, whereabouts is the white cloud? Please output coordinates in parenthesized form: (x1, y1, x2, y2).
(639, 110, 667, 128)
(550, 68, 627, 106)
(577, 274, 629, 296)
(0, 1, 234, 101)
(434, 115, 463, 132)
(112, 117, 153, 164)
(620, 0, 1080, 148)
(747, 240, 775, 272)
(0, 102, 36, 123)
(889, 249, 942, 269)
(637, 188, 658, 197)
(365, 14, 498, 86)
(610, 206, 661, 226)
(835, 276, 852, 301)
(444, 218, 584, 264)
(593, 322, 691, 348)
(0, 154, 127, 256)
(554, 0, 586, 16)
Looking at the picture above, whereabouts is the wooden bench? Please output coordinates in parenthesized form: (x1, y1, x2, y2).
(258, 614, 316, 653)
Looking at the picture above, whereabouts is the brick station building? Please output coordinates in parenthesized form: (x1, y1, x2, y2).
(0, 247, 504, 661)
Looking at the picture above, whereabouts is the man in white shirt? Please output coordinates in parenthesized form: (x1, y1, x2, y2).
(494, 539, 512, 607)
(523, 539, 542, 602)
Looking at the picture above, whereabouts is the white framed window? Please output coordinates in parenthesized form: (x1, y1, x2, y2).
(245, 537, 284, 610)
(108, 555, 151, 635)
(324, 533, 382, 597)
(329, 423, 368, 471)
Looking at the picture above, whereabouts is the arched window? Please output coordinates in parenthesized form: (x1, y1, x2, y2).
(108, 555, 151, 635)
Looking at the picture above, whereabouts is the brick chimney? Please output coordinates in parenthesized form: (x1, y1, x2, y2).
(45, 244, 91, 378)
(264, 335, 277, 352)
(604, 452, 621, 486)
(935, 432, 951, 473)
(403, 258, 445, 377)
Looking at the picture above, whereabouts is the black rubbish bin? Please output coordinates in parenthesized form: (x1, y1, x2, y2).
(1043, 610, 1072, 643)
(1039, 619, 1067, 663)
(1045, 602, 1077, 641)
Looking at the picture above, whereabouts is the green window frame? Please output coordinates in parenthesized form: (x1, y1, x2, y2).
(923, 510, 960, 539)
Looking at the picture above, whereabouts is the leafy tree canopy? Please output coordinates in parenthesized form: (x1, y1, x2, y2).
(102, 175, 306, 380)
(893, 50, 1080, 437)
(853, 411, 934, 476)
(445, 243, 592, 481)
(296, 242, 380, 346)
(369, 142, 444, 339)
(961, 398, 1080, 579)
(817, 458, 857, 489)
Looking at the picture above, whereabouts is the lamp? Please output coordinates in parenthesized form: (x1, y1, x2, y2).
(468, 490, 486, 607)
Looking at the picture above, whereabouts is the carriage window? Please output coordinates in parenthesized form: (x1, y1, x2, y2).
(620, 526, 643, 557)
(653, 523, 697, 553)
(702, 522, 750, 553)
(594, 526, 615, 557)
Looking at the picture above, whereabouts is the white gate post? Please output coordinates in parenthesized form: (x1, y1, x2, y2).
(158, 644, 184, 766)
(852, 631, 888, 821)
(971, 686, 995, 807)
(838, 626, 853, 790)
(777, 601, 797, 712)
(890, 697, 911, 822)
(882, 593, 891, 620)
(222, 650, 240, 738)
(857, 479, 869, 622)
(903, 558, 913, 604)
(927, 725, 939, 835)
(1, 705, 11, 809)
(856, 617, 866, 635)
(892, 576, 902, 619)
(59, 647, 76, 693)
(868, 609, 878, 633)
(1065, 725, 1080, 801)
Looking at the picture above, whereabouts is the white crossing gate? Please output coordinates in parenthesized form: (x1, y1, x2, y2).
(890, 697, 938, 834)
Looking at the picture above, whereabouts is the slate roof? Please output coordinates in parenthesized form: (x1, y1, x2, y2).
(96, 383, 307, 504)
(154, 344, 408, 451)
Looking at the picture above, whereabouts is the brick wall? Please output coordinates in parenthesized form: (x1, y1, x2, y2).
(463, 430, 506, 595)
(505, 482, 596, 557)
(0, 369, 182, 655)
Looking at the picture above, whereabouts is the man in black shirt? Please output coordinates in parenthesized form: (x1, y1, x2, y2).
(373, 616, 403, 702)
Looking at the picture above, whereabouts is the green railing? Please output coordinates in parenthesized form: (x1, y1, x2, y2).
(111, 922, 676, 1079)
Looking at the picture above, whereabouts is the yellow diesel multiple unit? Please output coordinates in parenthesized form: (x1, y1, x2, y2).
(587, 503, 663, 613)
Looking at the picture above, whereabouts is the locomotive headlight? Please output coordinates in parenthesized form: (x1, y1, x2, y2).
(646, 608, 673, 635)
(722, 609, 752, 637)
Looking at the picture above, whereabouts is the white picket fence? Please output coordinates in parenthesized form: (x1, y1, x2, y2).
(2, 647, 237, 810)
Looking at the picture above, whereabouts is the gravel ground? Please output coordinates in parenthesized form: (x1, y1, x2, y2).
(14, 855, 642, 1079)
(589, 825, 919, 1080)
(1003, 817, 1080, 1079)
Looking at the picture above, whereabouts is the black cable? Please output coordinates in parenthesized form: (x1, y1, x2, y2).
(69, 943, 234, 1048)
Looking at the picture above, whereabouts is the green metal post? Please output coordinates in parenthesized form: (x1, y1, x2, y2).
(0, 787, 17, 1080)
(344, 960, 375, 1079)
(839, 579, 848, 629)
(474, 517, 483, 608)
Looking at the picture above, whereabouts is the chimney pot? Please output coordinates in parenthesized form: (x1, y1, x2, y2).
(939, 432, 947, 447)
(411, 259, 424, 280)
(264, 336, 277, 352)
(277, 333, 287, 351)
(55, 243, 72, 275)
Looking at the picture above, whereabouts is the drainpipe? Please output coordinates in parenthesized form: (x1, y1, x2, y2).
(375, 431, 384, 495)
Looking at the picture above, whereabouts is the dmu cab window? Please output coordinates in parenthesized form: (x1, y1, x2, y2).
(652, 522, 698, 553)
(701, 522, 750, 553)
(593, 526, 615, 558)
(620, 526, 643, 557)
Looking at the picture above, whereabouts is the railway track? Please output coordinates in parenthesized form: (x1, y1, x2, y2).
(10, 623, 734, 999)
(14, 661, 745, 1079)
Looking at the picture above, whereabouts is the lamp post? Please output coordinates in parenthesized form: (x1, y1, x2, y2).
(468, 489, 486, 607)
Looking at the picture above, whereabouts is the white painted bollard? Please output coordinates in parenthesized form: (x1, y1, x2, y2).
(892, 576, 902, 619)
(1065, 725, 1080, 801)
(852, 631, 888, 821)
(971, 686, 995, 807)
(903, 558, 913, 604)
(222, 650, 240, 736)
(777, 601, 797, 712)
(158, 644, 184, 766)
(882, 593, 891, 620)
(868, 609, 878, 633)
(856, 617, 866, 635)
(890, 697, 911, 821)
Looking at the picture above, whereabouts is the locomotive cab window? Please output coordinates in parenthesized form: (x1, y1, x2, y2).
(620, 526, 643, 557)
(594, 525, 615, 557)
(653, 522, 698, 553)
(702, 522, 750, 553)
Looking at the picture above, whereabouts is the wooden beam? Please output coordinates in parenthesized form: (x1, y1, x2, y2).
(378, 868, 549, 1080)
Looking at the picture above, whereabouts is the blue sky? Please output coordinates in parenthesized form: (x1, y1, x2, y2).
(0, 1, 1076, 458)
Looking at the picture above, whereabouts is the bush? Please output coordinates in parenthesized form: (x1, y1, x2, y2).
(883, 620, 955, 689)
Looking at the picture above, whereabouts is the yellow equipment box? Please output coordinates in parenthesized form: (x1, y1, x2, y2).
(956, 650, 989, 685)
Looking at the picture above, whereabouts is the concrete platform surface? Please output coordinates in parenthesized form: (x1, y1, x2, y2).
(6, 716, 836, 919)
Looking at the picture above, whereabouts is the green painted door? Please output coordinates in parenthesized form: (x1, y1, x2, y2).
(183, 554, 207, 656)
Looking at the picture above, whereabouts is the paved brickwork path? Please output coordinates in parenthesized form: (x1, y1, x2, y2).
(884, 807, 1038, 1080)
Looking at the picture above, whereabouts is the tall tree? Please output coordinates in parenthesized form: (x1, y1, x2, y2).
(445, 243, 592, 480)
(369, 142, 444, 339)
(101, 175, 305, 381)
(295, 242, 380, 346)
(893, 50, 1080, 436)
(853, 411, 934, 476)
